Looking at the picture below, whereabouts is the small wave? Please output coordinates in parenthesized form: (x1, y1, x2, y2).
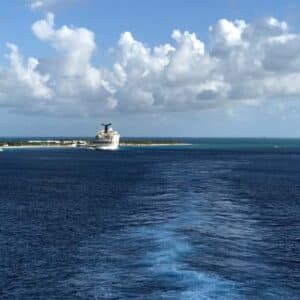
(133, 224, 241, 299)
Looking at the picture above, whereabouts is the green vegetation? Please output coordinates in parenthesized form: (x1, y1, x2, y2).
(0, 140, 75, 147)
(0, 138, 185, 148)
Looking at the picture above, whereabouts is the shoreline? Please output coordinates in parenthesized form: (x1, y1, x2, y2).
(120, 143, 190, 147)
(0, 145, 77, 150)
(0, 143, 190, 150)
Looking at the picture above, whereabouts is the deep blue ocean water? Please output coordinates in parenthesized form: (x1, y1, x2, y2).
(0, 140, 300, 299)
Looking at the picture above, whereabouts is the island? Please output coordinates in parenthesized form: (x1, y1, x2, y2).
(0, 138, 189, 150)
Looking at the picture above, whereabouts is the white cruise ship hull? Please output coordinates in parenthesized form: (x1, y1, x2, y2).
(95, 143, 119, 150)
(88, 123, 120, 150)
(91, 133, 120, 150)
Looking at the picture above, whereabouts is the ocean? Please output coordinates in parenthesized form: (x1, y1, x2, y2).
(0, 139, 299, 299)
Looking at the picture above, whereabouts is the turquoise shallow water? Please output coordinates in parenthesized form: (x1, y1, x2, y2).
(184, 138, 300, 150)
(119, 137, 300, 152)
(134, 137, 300, 148)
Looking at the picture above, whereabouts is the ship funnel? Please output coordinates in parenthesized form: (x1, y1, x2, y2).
(101, 123, 112, 133)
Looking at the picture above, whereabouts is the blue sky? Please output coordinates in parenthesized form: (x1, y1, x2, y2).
(1, 0, 300, 136)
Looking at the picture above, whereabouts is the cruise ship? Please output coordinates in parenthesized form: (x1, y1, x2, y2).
(89, 123, 120, 150)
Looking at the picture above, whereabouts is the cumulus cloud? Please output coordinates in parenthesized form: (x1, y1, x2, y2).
(1, 13, 113, 115)
(0, 43, 52, 114)
(28, 0, 82, 11)
(6, 43, 51, 99)
(2, 14, 300, 116)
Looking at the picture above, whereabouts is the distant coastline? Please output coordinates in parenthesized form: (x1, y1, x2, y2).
(121, 142, 190, 147)
(4, 137, 300, 151)
(0, 138, 189, 149)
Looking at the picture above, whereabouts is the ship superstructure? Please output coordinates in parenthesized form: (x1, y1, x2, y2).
(90, 123, 120, 150)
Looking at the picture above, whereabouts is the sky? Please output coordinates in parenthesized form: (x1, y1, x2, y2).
(1, 0, 300, 137)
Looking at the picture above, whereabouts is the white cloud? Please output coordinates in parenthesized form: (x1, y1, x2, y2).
(210, 19, 248, 50)
(1, 13, 112, 115)
(6, 43, 51, 99)
(28, 0, 81, 11)
(2, 15, 300, 116)
(0, 43, 52, 114)
(112, 29, 226, 112)
(31, 13, 114, 115)
(32, 13, 101, 85)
